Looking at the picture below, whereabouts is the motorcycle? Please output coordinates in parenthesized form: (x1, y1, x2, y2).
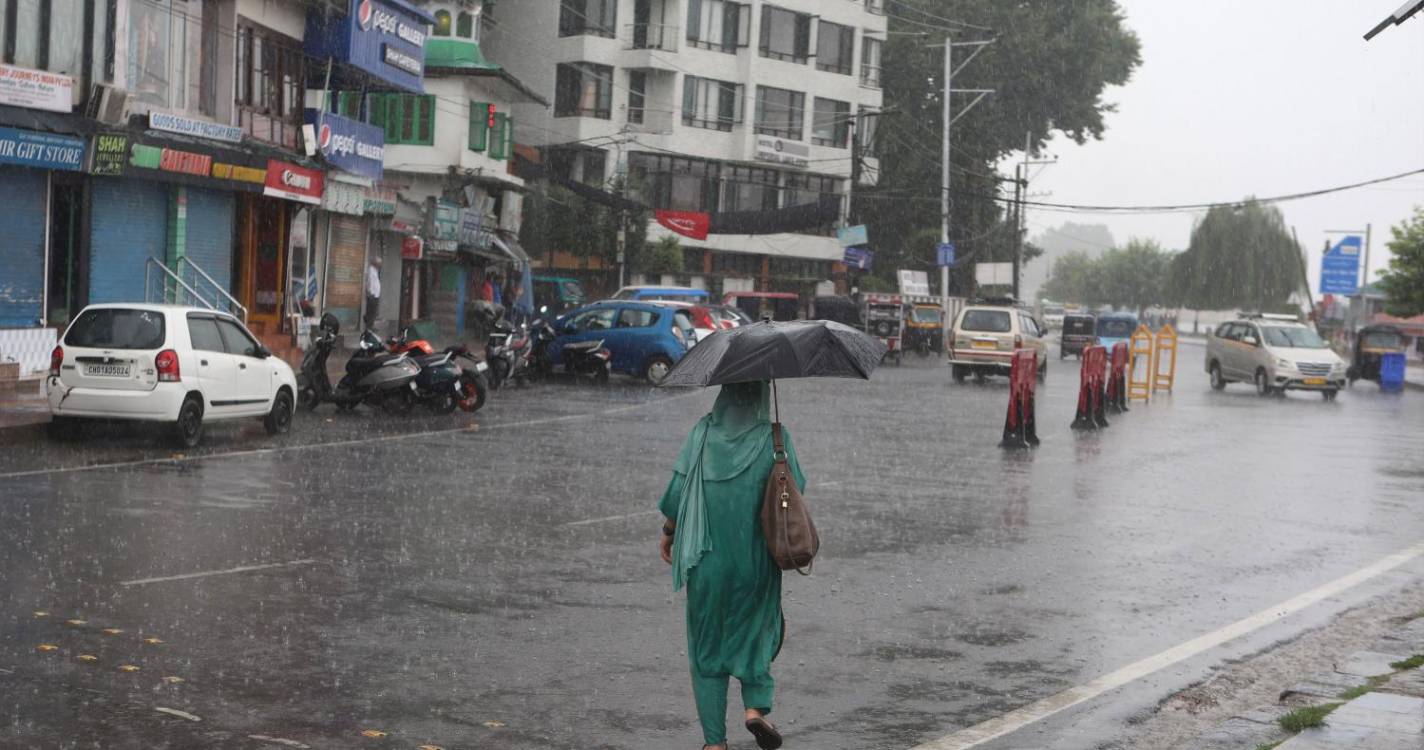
(484, 317, 531, 390)
(525, 314, 611, 385)
(387, 328, 491, 413)
(298, 316, 421, 413)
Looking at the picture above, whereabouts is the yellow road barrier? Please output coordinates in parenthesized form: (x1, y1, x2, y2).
(1128, 324, 1154, 401)
(1152, 324, 1177, 393)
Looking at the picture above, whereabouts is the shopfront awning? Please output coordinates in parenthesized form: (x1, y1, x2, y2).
(492, 232, 530, 263)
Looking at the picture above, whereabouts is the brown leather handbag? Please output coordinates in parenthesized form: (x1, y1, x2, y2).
(761, 423, 819, 574)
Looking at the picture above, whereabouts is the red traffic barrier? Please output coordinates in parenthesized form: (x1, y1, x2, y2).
(1105, 341, 1130, 414)
(1000, 349, 1040, 449)
(1071, 345, 1110, 430)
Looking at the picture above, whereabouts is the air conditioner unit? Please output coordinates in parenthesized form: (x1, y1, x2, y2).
(85, 84, 129, 126)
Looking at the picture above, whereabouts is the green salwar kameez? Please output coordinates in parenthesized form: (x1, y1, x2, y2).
(659, 382, 806, 746)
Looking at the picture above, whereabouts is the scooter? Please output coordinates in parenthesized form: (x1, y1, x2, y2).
(485, 318, 531, 389)
(386, 329, 490, 413)
(524, 314, 611, 385)
(300, 317, 422, 413)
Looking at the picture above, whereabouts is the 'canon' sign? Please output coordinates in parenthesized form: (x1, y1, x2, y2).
(281, 170, 312, 190)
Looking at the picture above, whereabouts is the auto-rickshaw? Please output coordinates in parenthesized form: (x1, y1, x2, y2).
(903, 302, 945, 357)
(1346, 324, 1408, 386)
(1059, 312, 1097, 359)
(861, 293, 904, 365)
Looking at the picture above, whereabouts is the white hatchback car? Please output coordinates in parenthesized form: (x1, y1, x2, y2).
(46, 304, 298, 446)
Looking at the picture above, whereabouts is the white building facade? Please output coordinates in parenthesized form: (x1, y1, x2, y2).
(483, 0, 885, 297)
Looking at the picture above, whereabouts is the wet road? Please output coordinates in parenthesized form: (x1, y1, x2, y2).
(2, 348, 1423, 750)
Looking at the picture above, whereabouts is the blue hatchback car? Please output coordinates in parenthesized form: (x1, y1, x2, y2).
(552, 301, 696, 383)
(1095, 312, 1139, 352)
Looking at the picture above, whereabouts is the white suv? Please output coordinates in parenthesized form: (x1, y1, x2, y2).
(1204, 316, 1347, 400)
(46, 304, 298, 446)
(947, 303, 1049, 382)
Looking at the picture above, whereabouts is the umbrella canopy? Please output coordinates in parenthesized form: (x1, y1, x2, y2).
(660, 319, 888, 387)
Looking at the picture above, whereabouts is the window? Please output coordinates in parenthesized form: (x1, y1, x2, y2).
(960, 309, 1012, 333)
(64, 309, 165, 349)
(759, 5, 810, 63)
(682, 76, 743, 131)
(865, 0, 885, 15)
(628, 153, 719, 212)
(784, 173, 842, 207)
(187, 316, 225, 352)
(469, 101, 495, 151)
(857, 106, 880, 158)
(199, 0, 220, 115)
(618, 309, 656, 328)
(686, 0, 748, 52)
(570, 308, 617, 331)
(434, 9, 452, 35)
(628, 70, 647, 124)
(812, 98, 850, 147)
(1019, 313, 1038, 337)
(457, 11, 475, 38)
(724, 166, 779, 212)
(754, 86, 804, 140)
(130, 0, 189, 109)
(550, 147, 607, 185)
(559, 0, 616, 38)
(235, 23, 304, 148)
(555, 63, 613, 119)
(861, 36, 882, 87)
(369, 93, 435, 145)
(816, 21, 853, 74)
(216, 318, 260, 358)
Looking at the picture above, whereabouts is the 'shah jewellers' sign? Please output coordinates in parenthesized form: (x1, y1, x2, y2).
(0, 64, 73, 112)
(263, 160, 324, 204)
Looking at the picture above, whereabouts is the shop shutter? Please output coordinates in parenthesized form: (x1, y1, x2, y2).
(183, 187, 235, 297)
(88, 179, 170, 304)
(325, 214, 367, 330)
(0, 167, 48, 327)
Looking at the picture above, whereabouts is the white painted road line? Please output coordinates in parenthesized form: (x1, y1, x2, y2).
(561, 510, 662, 528)
(120, 559, 320, 587)
(909, 539, 1424, 750)
(0, 391, 705, 483)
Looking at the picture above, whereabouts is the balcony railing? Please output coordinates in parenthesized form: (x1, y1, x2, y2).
(627, 106, 675, 134)
(860, 63, 882, 88)
(626, 23, 679, 51)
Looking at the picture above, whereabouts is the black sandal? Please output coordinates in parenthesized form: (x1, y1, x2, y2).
(745, 716, 783, 750)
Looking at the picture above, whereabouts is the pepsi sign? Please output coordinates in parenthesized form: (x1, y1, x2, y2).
(305, 0, 433, 93)
(305, 109, 384, 181)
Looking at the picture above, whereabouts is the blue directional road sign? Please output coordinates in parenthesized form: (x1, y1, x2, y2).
(843, 245, 874, 271)
(1320, 235, 1362, 295)
(936, 242, 956, 267)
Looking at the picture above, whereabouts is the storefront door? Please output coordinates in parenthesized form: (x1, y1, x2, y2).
(237, 195, 288, 330)
(47, 174, 87, 328)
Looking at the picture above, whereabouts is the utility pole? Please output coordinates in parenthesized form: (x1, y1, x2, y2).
(938, 36, 995, 311)
(1013, 133, 1056, 301)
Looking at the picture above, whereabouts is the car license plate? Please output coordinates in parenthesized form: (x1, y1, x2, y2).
(972, 340, 997, 349)
(85, 363, 130, 377)
(1303, 377, 1326, 385)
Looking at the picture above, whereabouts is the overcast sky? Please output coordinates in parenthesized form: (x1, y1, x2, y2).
(1020, 0, 1424, 293)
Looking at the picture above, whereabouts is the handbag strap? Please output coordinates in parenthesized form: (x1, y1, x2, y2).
(771, 422, 787, 461)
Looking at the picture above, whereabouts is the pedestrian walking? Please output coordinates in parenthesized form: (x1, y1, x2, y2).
(364, 255, 383, 331)
(658, 381, 804, 750)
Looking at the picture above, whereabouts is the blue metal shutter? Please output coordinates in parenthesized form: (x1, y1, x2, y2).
(0, 167, 48, 327)
(183, 187, 235, 295)
(88, 179, 170, 304)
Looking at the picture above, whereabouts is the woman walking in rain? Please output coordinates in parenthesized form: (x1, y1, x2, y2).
(658, 381, 805, 750)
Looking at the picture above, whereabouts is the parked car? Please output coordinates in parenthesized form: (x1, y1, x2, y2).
(708, 304, 753, 330)
(947, 302, 1048, 382)
(1095, 312, 1139, 353)
(46, 304, 298, 447)
(1205, 315, 1346, 399)
(723, 291, 800, 322)
(532, 275, 587, 316)
(551, 301, 696, 383)
(1060, 313, 1097, 359)
(650, 301, 720, 344)
(611, 285, 710, 304)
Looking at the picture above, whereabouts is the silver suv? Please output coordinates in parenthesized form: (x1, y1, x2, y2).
(1204, 315, 1346, 400)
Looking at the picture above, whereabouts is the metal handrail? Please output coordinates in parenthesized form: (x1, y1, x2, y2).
(145, 257, 216, 311)
(177, 256, 247, 322)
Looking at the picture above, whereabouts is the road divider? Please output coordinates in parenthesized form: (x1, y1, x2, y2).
(1152, 324, 1178, 393)
(1106, 342, 1129, 414)
(999, 350, 1040, 449)
(1071, 346, 1109, 430)
(1129, 325, 1154, 401)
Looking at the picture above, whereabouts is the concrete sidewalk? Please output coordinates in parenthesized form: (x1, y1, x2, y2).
(1276, 690, 1424, 749)
(1406, 361, 1424, 392)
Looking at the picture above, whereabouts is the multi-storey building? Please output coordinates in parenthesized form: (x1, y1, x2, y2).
(484, 0, 885, 298)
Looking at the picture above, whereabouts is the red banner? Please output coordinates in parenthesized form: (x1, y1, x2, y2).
(262, 160, 324, 205)
(655, 210, 710, 241)
(400, 235, 423, 260)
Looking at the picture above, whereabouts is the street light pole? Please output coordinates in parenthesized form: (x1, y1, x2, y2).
(939, 34, 953, 314)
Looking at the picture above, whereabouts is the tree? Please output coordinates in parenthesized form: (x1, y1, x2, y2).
(638, 235, 684, 276)
(858, 1, 1141, 292)
(1040, 250, 1097, 305)
(1171, 201, 1303, 311)
(1039, 239, 1174, 310)
(1378, 206, 1424, 317)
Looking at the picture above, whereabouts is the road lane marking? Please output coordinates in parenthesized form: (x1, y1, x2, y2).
(0, 391, 705, 482)
(120, 559, 319, 587)
(154, 707, 201, 722)
(909, 539, 1424, 750)
(561, 510, 661, 528)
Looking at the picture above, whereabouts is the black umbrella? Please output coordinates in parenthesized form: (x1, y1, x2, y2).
(659, 319, 888, 388)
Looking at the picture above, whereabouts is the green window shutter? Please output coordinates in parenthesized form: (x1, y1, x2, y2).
(368, 93, 386, 130)
(339, 92, 361, 118)
(505, 118, 514, 159)
(469, 101, 489, 151)
(417, 95, 434, 145)
(491, 112, 507, 159)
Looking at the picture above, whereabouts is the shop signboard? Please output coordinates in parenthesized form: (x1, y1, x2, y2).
(304, 0, 434, 94)
(754, 135, 809, 169)
(0, 64, 73, 112)
(401, 235, 423, 260)
(364, 185, 398, 215)
(323, 179, 366, 215)
(0, 126, 86, 170)
(149, 112, 244, 143)
(90, 132, 268, 190)
(305, 109, 384, 181)
(263, 160, 325, 204)
(433, 201, 460, 241)
(90, 133, 129, 176)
